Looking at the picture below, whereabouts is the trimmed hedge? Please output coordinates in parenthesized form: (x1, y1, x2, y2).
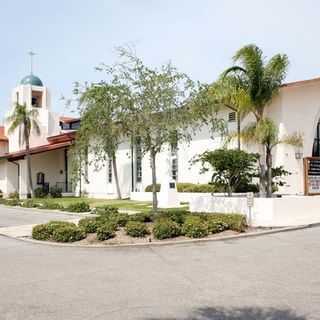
(203, 213, 247, 232)
(64, 201, 90, 213)
(32, 224, 52, 241)
(182, 216, 209, 238)
(153, 218, 181, 240)
(32, 221, 83, 243)
(129, 212, 153, 223)
(125, 221, 150, 237)
(94, 205, 119, 215)
(78, 217, 99, 233)
(96, 222, 117, 240)
(155, 210, 189, 225)
(52, 225, 86, 242)
(145, 183, 219, 193)
(145, 182, 258, 193)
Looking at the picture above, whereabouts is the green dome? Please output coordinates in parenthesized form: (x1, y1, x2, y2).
(20, 74, 43, 86)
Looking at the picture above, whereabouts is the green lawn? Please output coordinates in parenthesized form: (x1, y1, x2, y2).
(33, 197, 188, 213)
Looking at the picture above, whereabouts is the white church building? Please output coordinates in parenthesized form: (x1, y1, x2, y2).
(1, 72, 320, 199)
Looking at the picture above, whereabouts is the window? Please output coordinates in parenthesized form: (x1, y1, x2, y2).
(108, 159, 112, 183)
(228, 111, 236, 122)
(171, 136, 178, 181)
(31, 90, 43, 108)
(136, 138, 142, 183)
(172, 158, 178, 181)
(36, 172, 45, 185)
(313, 120, 320, 156)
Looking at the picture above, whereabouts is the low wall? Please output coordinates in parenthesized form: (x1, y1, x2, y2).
(130, 191, 214, 203)
(189, 194, 320, 227)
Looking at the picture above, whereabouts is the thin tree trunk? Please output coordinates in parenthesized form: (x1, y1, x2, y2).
(266, 147, 273, 198)
(24, 135, 33, 198)
(237, 113, 241, 150)
(150, 149, 158, 212)
(259, 145, 267, 197)
(112, 154, 122, 200)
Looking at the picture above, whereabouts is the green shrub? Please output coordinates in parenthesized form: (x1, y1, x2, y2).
(219, 214, 247, 232)
(8, 191, 19, 199)
(46, 221, 77, 234)
(78, 217, 99, 233)
(20, 199, 39, 208)
(96, 222, 117, 240)
(32, 224, 51, 241)
(109, 212, 129, 227)
(64, 201, 90, 213)
(153, 218, 181, 240)
(129, 212, 153, 223)
(125, 221, 150, 237)
(52, 225, 86, 242)
(32, 221, 78, 241)
(182, 216, 209, 238)
(201, 213, 247, 232)
(34, 187, 48, 198)
(145, 184, 161, 192)
(49, 186, 62, 198)
(155, 209, 189, 225)
(38, 201, 63, 210)
(94, 205, 119, 215)
(5, 199, 21, 206)
(207, 219, 229, 234)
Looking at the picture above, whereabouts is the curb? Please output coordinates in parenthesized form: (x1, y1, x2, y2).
(2, 223, 318, 249)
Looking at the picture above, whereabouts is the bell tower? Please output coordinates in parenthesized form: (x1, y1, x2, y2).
(6, 52, 60, 152)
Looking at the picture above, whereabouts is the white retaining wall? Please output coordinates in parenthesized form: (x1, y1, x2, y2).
(189, 194, 320, 227)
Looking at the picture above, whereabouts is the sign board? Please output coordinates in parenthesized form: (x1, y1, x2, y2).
(247, 192, 254, 207)
(304, 157, 320, 195)
(169, 182, 175, 189)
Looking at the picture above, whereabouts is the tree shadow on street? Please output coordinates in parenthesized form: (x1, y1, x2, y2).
(144, 306, 306, 320)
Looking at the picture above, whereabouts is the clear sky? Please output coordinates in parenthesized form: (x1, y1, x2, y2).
(1, 0, 320, 120)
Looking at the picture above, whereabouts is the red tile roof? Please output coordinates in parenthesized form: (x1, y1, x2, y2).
(59, 116, 80, 124)
(1, 141, 73, 161)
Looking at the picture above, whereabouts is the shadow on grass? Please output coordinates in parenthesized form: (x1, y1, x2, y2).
(144, 306, 306, 320)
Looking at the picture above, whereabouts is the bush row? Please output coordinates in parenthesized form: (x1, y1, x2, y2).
(0, 198, 91, 213)
(145, 182, 258, 193)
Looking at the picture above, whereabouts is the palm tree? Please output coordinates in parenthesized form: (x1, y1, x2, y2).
(7, 103, 40, 198)
(210, 75, 251, 150)
(241, 118, 302, 197)
(224, 44, 289, 196)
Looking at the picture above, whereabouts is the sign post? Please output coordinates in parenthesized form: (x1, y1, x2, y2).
(246, 192, 254, 226)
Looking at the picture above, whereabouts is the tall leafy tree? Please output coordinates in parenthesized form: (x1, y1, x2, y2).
(107, 48, 197, 211)
(224, 44, 290, 196)
(7, 103, 40, 198)
(72, 82, 131, 199)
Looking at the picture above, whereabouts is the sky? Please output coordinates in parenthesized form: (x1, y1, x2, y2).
(1, 0, 320, 120)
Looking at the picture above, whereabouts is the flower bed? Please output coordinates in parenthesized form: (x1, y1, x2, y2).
(31, 206, 250, 245)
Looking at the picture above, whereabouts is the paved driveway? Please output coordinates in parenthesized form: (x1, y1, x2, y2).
(0, 223, 319, 320)
(0, 205, 80, 227)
